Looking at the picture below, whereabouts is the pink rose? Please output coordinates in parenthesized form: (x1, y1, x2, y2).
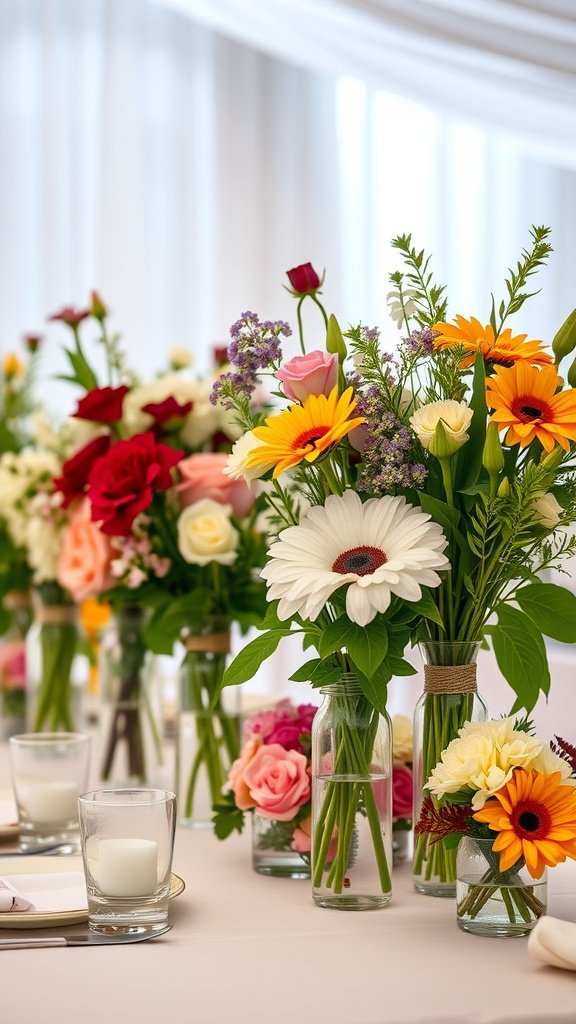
(266, 720, 305, 752)
(392, 765, 413, 822)
(291, 815, 312, 853)
(57, 497, 114, 602)
(0, 641, 26, 691)
(275, 350, 338, 403)
(242, 744, 310, 821)
(176, 452, 256, 518)
(243, 708, 279, 743)
(228, 738, 262, 810)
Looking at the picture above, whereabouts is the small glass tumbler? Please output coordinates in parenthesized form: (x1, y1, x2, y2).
(9, 732, 90, 851)
(79, 788, 176, 935)
(456, 836, 547, 937)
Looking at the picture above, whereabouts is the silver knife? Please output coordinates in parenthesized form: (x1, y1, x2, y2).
(0, 924, 171, 948)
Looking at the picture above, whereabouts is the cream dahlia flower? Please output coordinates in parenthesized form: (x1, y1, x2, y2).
(261, 490, 449, 627)
(392, 715, 414, 765)
(410, 400, 473, 454)
(225, 431, 274, 482)
(426, 717, 571, 811)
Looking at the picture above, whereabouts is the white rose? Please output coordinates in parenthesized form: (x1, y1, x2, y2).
(168, 346, 193, 370)
(532, 493, 562, 530)
(410, 400, 473, 453)
(392, 714, 413, 765)
(225, 431, 273, 482)
(177, 499, 239, 566)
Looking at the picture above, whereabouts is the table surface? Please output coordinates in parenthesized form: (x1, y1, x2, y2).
(1, 764, 576, 1024)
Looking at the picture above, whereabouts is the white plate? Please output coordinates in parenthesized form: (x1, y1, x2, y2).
(0, 856, 185, 929)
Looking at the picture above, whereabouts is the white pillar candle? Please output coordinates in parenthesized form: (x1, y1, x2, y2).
(98, 838, 158, 897)
(20, 781, 79, 824)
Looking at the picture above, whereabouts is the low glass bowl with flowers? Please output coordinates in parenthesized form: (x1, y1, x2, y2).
(415, 718, 576, 936)
(213, 699, 317, 878)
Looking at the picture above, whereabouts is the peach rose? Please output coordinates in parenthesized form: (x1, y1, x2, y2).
(275, 350, 338, 403)
(57, 497, 114, 602)
(176, 452, 256, 518)
(242, 743, 310, 821)
(227, 737, 262, 810)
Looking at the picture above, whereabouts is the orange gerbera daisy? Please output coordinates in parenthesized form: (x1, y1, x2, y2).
(433, 315, 552, 368)
(246, 387, 364, 478)
(473, 769, 576, 879)
(486, 362, 576, 452)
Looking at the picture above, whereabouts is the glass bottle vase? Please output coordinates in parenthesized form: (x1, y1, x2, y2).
(176, 618, 240, 828)
(311, 675, 392, 910)
(26, 584, 81, 733)
(413, 641, 487, 897)
(98, 605, 164, 786)
(251, 812, 311, 879)
(456, 835, 546, 937)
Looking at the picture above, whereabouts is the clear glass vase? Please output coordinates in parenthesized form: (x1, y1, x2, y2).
(98, 606, 164, 786)
(0, 591, 31, 739)
(311, 675, 392, 910)
(456, 835, 547, 937)
(252, 812, 311, 878)
(392, 827, 411, 866)
(176, 617, 240, 828)
(413, 641, 487, 897)
(26, 584, 81, 733)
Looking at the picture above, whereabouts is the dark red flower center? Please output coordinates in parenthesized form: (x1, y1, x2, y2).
(292, 426, 329, 449)
(510, 799, 551, 840)
(332, 545, 387, 576)
(510, 395, 553, 423)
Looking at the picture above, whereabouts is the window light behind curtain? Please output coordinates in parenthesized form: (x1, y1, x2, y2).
(1, 0, 576, 725)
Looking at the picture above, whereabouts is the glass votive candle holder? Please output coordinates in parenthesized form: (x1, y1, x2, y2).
(9, 732, 90, 851)
(78, 788, 176, 935)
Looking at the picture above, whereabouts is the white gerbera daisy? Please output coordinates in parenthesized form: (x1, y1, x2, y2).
(261, 490, 449, 626)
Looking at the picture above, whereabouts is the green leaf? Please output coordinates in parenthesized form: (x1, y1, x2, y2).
(403, 588, 444, 628)
(222, 629, 290, 687)
(515, 582, 576, 643)
(289, 659, 321, 682)
(257, 602, 286, 631)
(326, 314, 347, 359)
(309, 661, 342, 687)
(212, 804, 245, 840)
(143, 591, 210, 654)
(318, 617, 362, 659)
(346, 620, 388, 677)
(387, 656, 417, 677)
(486, 605, 550, 713)
(353, 663, 391, 716)
(418, 492, 460, 534)
(455, 348, 488, 492)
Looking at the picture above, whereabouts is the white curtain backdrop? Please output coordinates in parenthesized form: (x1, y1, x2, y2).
(159, 0, 576, 167)
(1, 0, 576, 723)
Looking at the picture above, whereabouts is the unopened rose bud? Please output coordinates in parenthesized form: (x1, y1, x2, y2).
(482, 423, 504, 476)
(497, 476, 510, 497)
(90, 290, 108, 321)
(532, 492, 562, 530)
(567, 355, 576, 389)
(552, 308, 576, 363)
(539, 444, 564, 488)
(23, 333, 42, 354)
(286, 262, 323, 296)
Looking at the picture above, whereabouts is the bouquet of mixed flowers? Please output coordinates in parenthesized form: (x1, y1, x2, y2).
(50, 294, 268, 802)
(416, 718, 576, 931)
(214, 699, 316, 873)
(212, 230, 576, 905)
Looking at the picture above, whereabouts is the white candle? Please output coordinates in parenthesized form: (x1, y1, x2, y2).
(98, 838, 158, 897)
(19, 780, 79, 824)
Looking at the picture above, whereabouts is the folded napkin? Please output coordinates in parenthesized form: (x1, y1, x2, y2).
(528, 916, 576, 971)
(0, 873, 87, 915)
(0, 878, 34, 912)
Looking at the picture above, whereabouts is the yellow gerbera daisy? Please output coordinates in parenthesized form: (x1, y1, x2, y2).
(433, 315, 552, 368)
(473, 769, 576, 879)
(486, 362, 576, 452)
(246, 387, 364, 478)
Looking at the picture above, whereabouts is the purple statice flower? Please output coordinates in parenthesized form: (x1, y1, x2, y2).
(401, 328, 437, 359)
(211, 311, 291, 405)
(354, 386, 427, 495)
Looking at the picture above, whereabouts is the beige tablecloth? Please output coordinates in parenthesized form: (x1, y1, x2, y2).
(1, 763, 575, 1023)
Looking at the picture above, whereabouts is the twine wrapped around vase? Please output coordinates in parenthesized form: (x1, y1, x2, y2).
(184, 632, 231, 654)
(423, 664, 477, 695)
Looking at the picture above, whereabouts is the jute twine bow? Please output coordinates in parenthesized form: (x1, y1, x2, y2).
(4, 591, 32, 612)
(424, 664, 477, 695)
(184, 632, 230, 654)
(34, 605, 77, 626)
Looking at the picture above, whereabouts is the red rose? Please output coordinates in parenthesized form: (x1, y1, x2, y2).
(213, 345, 229, 367)
(87, 431, 183, 535)
(54, 434, 111, 508)
(286, 262, 322, 295)
(23, 333, 43, 353)
(48, 305, 90, 327)
(73, 385, 129, 424)
(142, 397, 193, 430)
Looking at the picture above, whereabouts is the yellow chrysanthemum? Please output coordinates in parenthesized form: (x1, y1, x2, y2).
(246, 387, 364, 478)
(433, 315, 552, 368)
(3, 353, 24, 379)
(474, 769, 576, 879)
(486, 362, 576, 452)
